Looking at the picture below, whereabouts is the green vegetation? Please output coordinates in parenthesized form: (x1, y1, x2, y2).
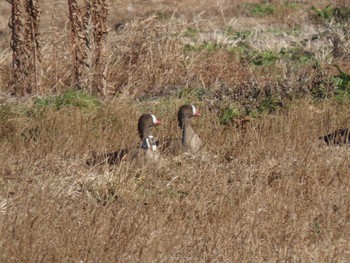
(233, 46, 315, 66)
(311, 84, 328, 100)
(283, 2, 300, 10)
(183, 42, 224, 52)
(332, 65, 350, 102)
(251, 3, 275, 16)
(311, 5, 350, 22)
(224, 27, 253, 40)
(185, 35, 313, 66)
(184, 26, 316, 67)
(184, 26, 199, 38)
(218, 96, 286, 125)
(1, 1, 350, 261)
(311, 65, 350, 102)
(34, 89, 100, 110)
(154, 10, 171, 20)
(0, 104, 15, 122)
(219, 107, 241, 125)
(252, 50, 279, 66)
(257, 96, 284, 114)
(333, 6, 350, 22)
(241, 3, 275, 16)
(280, 47, 315, 64)
(312, 220, 323, 239)
(311, 5, 334, 20)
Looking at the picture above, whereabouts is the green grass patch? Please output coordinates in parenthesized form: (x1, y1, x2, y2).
(311, 5, 350, 23)
(280, 47, 315, 64)
(311, 5, 334, 20)
(332, 65, 350, 103)
(184, 26, 199, 38)
(183, 42, 225, 52)
(34, 90, 100, 110)
(224, 27, 253, 40)
(333, 6, 350, 22)
(252, 50, 279, 66)
(311, 65, 350, 102)
(154, 11, 171, 20)
(311, 84, 328, 100)
(257, 96, 284, 114)
(0, 104, 16, 122)
(235, 45, 316, 66)
(241, 3, 275, 16)
(283, 2, 300, 10)
(219, 107, 241, 125)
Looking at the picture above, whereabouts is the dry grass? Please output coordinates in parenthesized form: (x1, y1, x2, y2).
(1, 0, 349, 95)
(0, 98, 350, 262)
(0, 0, 350, 262)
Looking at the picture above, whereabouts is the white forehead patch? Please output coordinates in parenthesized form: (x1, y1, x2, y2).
(150, 114, 157, 124)
(191, 105, 197, 115)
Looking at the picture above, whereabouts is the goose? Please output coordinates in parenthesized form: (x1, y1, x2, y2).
(178, 104, 202, 153)
(87, 114, 162, 166)
(319, 128, 350, 146)
(157, 104, 202, 154)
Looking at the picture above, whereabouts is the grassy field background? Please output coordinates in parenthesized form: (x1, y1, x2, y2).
(1, 0, 350, 262)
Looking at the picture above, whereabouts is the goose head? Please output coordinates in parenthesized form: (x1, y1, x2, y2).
(178, 104, 201, 129)
(138, 114, 162, 140)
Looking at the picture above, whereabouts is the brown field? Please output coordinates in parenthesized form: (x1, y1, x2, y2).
(1, 0, 350, 262)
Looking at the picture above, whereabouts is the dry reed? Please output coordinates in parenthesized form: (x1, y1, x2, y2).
(0, 1, 350, 261)
(0, 99, 349, 262)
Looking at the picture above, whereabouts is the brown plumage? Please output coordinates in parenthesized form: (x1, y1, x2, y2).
(157, 104, 202, 154)
(319, 128, 350, 146)
(87, 114, 162, 166)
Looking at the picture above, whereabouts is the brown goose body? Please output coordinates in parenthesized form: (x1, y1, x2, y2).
(157, 104, 202, 154)
(178, 105, 202, 153)
(87, 114, 162, 166)
(320, 128, 350, 146)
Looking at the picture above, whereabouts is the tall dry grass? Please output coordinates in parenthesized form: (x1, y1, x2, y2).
(0, 0, 350, 262)
(1, 0, 348, 96)
(0, 99, 350, 261)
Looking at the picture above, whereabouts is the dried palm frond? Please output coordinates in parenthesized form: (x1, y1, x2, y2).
(67, 0, 90, 90)
(24, 0, 42, 92)
(91, 0, 109, 96)
(10, 0, 41, 95)
(10, 0, 26, 94)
